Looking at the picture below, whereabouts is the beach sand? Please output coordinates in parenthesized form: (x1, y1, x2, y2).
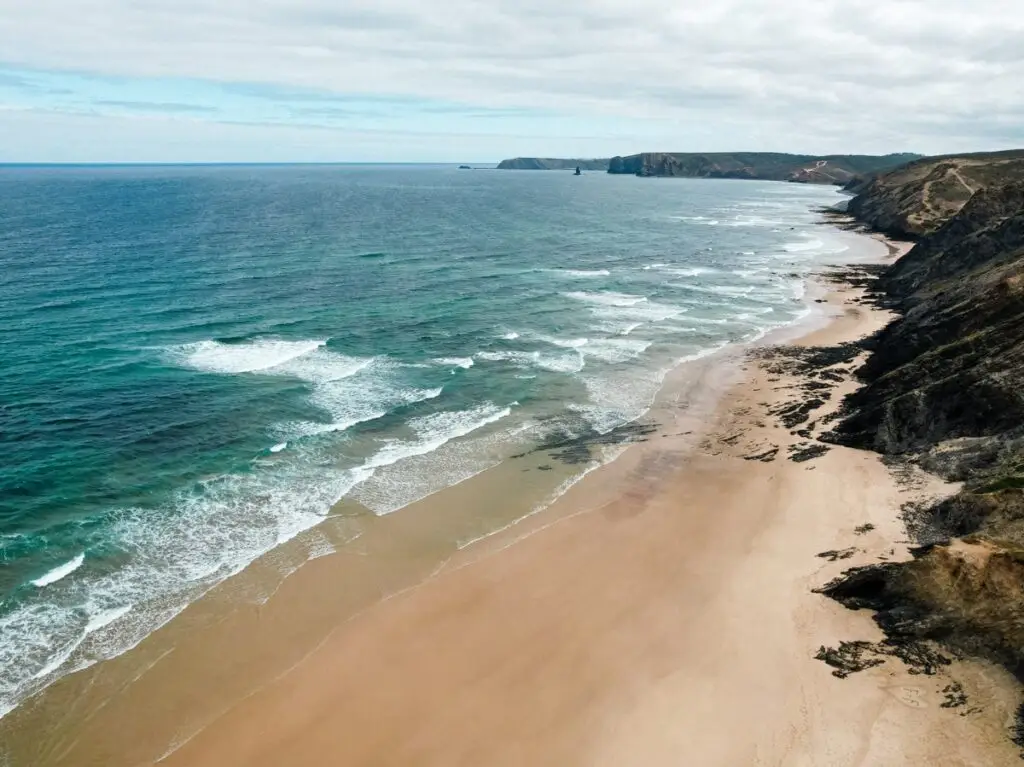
(151, 240, 1020, 766)
(6, 233, 1021, 766)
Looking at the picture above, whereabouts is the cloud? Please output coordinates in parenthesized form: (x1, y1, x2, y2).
(93, 99, 220, 114)
(0, 0, 1022, 159)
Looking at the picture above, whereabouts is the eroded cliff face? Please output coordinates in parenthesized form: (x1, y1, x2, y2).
(832, 182, 1024, 455)
(820, 539, 1024, 678)
(821, 152, 1024, 723)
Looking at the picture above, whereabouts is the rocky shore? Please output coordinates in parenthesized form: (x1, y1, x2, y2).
(812, 150, 1024, 751)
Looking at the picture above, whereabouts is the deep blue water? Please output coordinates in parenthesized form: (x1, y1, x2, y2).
(0, 163, 849, 715)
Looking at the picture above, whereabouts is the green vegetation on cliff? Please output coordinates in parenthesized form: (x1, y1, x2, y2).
(845, 149, 1024, 238)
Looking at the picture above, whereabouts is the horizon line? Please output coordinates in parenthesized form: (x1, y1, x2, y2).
(0, 161, 507, 169)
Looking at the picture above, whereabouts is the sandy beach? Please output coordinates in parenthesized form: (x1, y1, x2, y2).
(148, 235, 1018, 765)
(4, 231, 1020, 766)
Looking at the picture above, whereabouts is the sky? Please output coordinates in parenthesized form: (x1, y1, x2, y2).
(1, 0, 1022, 163)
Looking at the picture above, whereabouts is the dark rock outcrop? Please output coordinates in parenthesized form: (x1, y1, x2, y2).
(819, 149, 1024, 737)
(830, 181, 1024, 456)
(820, 540, 1024, 680)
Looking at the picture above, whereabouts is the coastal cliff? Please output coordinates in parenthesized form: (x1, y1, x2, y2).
(820, 150, 1024, 730)
(496, 152, 920, 183)
(844, 150, 1024, 238)
(495, 157, 609, 171)
(606, 152, 920, 184)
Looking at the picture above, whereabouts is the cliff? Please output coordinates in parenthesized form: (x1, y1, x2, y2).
(844, 150, 1024, 238)
(495, 152, 921, 181)
(496, 158, 610, 171)
(833, 182, 1024, 456)
(818, 150, 1024, 735)
(606, 152, 920, 184)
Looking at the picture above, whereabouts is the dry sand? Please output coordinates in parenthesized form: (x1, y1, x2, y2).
(154, 249, 1022, 766)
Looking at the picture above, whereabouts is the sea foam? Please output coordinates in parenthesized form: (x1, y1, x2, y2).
(168, 339, 327, 375)
(349, 403, 517, 514)
(547, 269, 611, 278)
(31, 554, 85, 588)
(433, 357, 475, 369)
(565, 290, 648, 307)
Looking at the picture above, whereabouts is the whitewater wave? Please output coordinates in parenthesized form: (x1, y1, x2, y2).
(722, 215, 783, 228)
(349, 403, 520, 515)
(166, 339, 373, 384)
(671, 215, 719, 225)
(0, 444, 377, 715)
(306, 532, 337, 561)
(547, 269, 611, 278)
(433, 357, 475, 369)
(363, 403, 511, 474)
(0, 395, 526, 717)
(665, 266, 718, 278)
(564, 291, 648, 308)
(32, 554, 85, 588)
(289, 378, 443, 439)
(581, 337, 653, 364)
(784, 237, 825, 253)
(709, 285, 757, 297)
(538, 336, 589, 349)
(476, 349, 585, 374)
(84, 605, 133, 634)
(576, 364, 668, 434)
(592, 320, 643, 336)
(732, 268, 770, 279)
(166, 339, 327, 375)
(591, 301, 685, 324)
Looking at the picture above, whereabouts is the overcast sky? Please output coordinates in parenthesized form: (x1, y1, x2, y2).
(1, 0, 1022, 162)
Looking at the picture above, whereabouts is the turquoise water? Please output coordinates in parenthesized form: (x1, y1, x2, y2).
(0, 164, 849, 715)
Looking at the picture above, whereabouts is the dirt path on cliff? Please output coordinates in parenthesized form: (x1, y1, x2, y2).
(949, 165, 979, 195)
(919, 162, 977, 224)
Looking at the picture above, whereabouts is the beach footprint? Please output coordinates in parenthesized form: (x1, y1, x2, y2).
(885, 684, 928, 709)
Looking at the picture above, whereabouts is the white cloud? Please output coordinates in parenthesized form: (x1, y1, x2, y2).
(0, 0, 1022, 158)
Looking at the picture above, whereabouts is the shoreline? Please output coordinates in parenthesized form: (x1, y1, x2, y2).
(5, 225, 1019, 765)
(158, 231, 1019, 766)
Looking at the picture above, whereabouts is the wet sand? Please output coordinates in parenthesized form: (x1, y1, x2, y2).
(155, 242, 1020, 765)
(5, 233, 1021, 765)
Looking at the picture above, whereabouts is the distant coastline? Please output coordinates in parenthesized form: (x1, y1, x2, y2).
(498, 151, 922, 185)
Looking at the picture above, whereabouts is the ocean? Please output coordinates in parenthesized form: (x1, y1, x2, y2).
(0, 163, 851, 718)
